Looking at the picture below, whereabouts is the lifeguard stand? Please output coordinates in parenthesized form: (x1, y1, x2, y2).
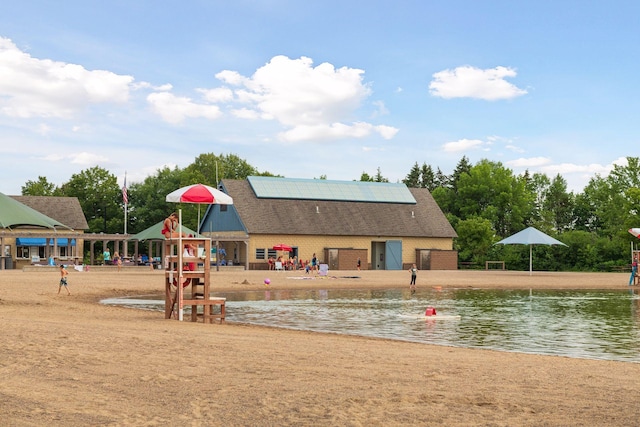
(164, 236, 225, 323)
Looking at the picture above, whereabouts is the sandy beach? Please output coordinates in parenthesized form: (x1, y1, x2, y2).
(2, 268, 640, 426)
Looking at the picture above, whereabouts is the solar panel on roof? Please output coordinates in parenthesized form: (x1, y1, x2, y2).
(247, 176, 416, 204)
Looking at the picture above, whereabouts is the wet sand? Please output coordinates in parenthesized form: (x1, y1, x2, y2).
(2, 268, 640, 426)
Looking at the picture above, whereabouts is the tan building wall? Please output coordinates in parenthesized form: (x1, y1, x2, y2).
(245, 234, 454, 270)
(0, 234, 86, 270)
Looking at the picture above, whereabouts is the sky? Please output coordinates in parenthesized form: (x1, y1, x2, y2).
(1, 0, 639, 195)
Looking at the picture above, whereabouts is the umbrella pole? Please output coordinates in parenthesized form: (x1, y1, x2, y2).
(529, 245, 533, 276)
(178, 209, 183, 321)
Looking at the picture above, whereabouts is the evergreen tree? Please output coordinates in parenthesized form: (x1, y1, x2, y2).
(403, 162, 421, 188)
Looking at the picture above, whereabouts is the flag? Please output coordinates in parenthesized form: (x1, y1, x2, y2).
(122, 175, 128, 204)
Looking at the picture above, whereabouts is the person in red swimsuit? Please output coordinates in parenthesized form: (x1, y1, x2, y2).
(162, 213, 185, 239)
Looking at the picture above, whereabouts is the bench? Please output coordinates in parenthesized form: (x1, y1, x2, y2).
(485, 261, 506, 270)
(459, 262, 478, 269)
(185, 297, 226, 324)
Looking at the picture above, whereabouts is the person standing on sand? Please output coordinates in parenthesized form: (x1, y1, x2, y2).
(58, 265, 71, 295)
(357, 257, 361, 271)
(409, 263, 417, 293)
(113, 252, 122, 272)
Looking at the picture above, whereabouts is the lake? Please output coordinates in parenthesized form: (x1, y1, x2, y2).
(102, 287, 640, 363)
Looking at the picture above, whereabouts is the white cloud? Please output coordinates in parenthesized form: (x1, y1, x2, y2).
(146, 92, 222, 124)
(0, 37, 133, 118)
(215, 70, 247, 86)
(540, 162, 612, 176)
(133, 81, 172, 91)
(278, 122, 398, 143)
(429, 65, 527, 100)
(231, 108, 261, 119)
(216, 55, 398, 142)
(198, 87, 234, 103)
(442, 138, 485, 152)
(242, 56, 371, 126)
(505, 144, 525, 153)
(38, 151, 108, 165)
(40, 153, 66, 162)
(507, 157, 552, 168)
(37, 123, 51, 136)
(146, 55, 398, 141)
(371, 100, 389, 118)
(69, 152, 109, 165)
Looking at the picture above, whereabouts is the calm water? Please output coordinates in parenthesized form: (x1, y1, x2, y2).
(102, 287, 640, 363)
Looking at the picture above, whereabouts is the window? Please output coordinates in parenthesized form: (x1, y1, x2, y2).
(267, 249, 276, 259)
(255, 248, 266, 260)
(17, 246, 29, 259)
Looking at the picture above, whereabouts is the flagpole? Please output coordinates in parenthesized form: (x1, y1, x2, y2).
(123, 172, 128, 235)
(123, 172, 128, 258)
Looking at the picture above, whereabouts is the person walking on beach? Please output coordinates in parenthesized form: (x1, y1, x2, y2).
(103, 247, 111, 265)
(409, 263, 418, 294)
(113, 252, 122, 272)
(357, 257, 361, 271)
(58, 265, 71, 295)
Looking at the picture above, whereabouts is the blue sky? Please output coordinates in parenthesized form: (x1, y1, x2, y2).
(1, 1, 639, 195)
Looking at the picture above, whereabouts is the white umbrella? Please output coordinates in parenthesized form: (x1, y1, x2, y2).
(495, 227, 567, 275)
(166, 184, 233, 233)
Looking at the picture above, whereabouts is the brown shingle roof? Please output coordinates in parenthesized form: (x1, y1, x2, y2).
(220, 179, 457, 238)
(10, 196, 89, 230)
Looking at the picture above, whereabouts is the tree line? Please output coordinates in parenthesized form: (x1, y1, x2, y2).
(21, 153, 640, 272)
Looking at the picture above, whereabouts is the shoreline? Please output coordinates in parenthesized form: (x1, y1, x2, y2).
(2, 269, 640, 425)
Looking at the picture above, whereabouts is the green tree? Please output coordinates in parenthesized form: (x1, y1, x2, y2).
(541, 174, 575, 232)
(434, 167, 450, 189)
(454, 216, 495, 264)
(420, 163, 436, 190)
(60, 166, 121, 233)
(127, 166, 186, 233)
(522, 171, 550, 225)
(580, 157, 640, 238)
(359, 172, 373, 182)
(403, 162, 421, 188)
(183, 153, 261, 185)
(374, 167, 388, 183)
(451, 156, 472, 192)
(21, 176, 59, 196)
(457, 159, 530, 237)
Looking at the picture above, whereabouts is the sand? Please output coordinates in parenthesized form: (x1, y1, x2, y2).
(2, 268, 640, 426)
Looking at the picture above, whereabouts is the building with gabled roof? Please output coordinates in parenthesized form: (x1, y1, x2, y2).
(0, 195, 89, 269)
(200, 177, 458, 271)
(11, 196, 89, 230)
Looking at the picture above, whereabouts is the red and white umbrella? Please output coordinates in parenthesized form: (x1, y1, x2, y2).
(166, 184, 233, 235)
(273, 243, 293, 252)
(629, 228, 640, 238)
(166, 184, 233, 205)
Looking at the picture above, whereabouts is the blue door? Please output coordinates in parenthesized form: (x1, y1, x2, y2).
(385, 240, 403, 270)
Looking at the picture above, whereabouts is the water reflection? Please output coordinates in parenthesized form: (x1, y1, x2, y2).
(102, 288, 640, 363)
